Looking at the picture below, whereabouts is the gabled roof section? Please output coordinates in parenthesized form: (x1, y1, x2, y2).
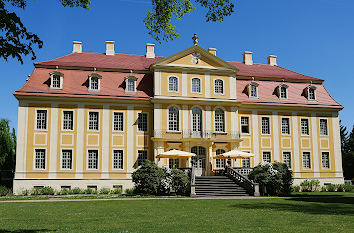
(151, 45, 239, 73)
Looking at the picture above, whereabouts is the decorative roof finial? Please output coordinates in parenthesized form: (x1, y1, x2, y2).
(192, 33, 199, 45)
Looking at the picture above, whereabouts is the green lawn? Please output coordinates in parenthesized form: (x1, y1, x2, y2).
(0, 196, 353, 233)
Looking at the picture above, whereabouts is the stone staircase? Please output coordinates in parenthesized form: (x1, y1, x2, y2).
(195, 176, 249, 197)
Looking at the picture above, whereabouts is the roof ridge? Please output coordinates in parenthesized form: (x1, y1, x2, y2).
(275, 65, 323, 81)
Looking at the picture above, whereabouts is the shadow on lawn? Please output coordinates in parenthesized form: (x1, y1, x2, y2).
(233, 195, 354, 216)
(0, 230, 54, 233)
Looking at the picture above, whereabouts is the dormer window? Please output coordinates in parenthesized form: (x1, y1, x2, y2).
(88, 73, 101, 91)
(279, 83, 288, 100)
(248, 81, 259, 98)
(50, 71, 63, 89)
(307, 85, 316, 101)
(125, 74, 137, 93)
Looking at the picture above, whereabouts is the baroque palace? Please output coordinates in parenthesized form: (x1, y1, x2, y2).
(13, 37, 344, 194)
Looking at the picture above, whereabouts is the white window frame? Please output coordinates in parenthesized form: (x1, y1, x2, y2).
(307, 85, 316, 101)
(168, 76, 179, 92)
(240, 116, 250, 135)
(112, 149, 124, 170)
(214, 108, 225, 133)
(302, 151, 311, 169)
(321, 151, 330, 169)
(215, 149, 226, 169)
(214, 79, 224, 95)
(191, 77, 201, 94)
(62, 110, 74, 131)
(35, 109, 48, 131)
(278, 84, 288, 100)
(87, 149, 99, 170)
(112, 111, 124, 132)
(137, 150, 148, 167)
(125, 76, 137, 93)
(242, 158, 250, 168)
(319, 118, 328, 136)
(281, 117, 291, 135)
(169, 158, 180, 169)
(282, 151, 292, 169)
(50, 71, 63, 90)
(191, 106, 203, 136)
(87, 111, 100, 131)
(262, 151, 271, 163)
(300, 118, 310, 136)
(88, 73, 101, 91)
(261, 117, 271, 135)
(60, 149, 73, 170)
(249, 82, 259, 98)
(33, 148, 46, 170)
(167, 106, 180, 132)
(137, 112, 149, 132)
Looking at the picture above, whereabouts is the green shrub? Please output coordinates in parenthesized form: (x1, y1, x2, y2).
(321, 186, 327, 192)
(58, 188, 72, 195)
(84, 188, 98, 194)
(293, 185, 301, 192)
(343, 184, 354, 192)
(125, 187, 136, 195)
(39, 186, 55, 195)
(99, 187, 110, 195)
(111, 187, 122, 195)
(132, 160, 170, 195)
(326, 184, 336, 192)
(71, 187, 83, 194)
(22, 189, 30, 196)
(170, 169, 190, 196)
(336, 184, 344, 192)
(300, 179, 320, 192)
(248, 162, 293, 196)
(0, 186, 11, 196)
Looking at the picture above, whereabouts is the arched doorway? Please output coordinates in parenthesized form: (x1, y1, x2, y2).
(191, 146, 206, 176)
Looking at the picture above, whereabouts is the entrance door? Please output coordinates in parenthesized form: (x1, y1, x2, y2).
(191, 146, 206, 176)
(191, 107, 202, 138)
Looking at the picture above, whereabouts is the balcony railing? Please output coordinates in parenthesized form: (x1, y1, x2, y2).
(154, 129, 240, 140)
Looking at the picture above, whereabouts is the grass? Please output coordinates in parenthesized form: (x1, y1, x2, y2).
(0, 195, 353, 233)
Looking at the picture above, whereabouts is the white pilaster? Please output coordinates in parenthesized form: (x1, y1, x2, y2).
(154, 70, 161, 96)
(252, 111, 260, 165)
(230, 75, 236, 100)
(48, 103, 58, 178)
(311, 113, 320, 177)
(75, 104, 85, 179)
(15, 101, 28, 179)
(127, 105, 134, 173)
(205, 73, 210, 98)
(182, 105, 188, 137)
(182, 72, 187, 96)
(292, 112, 300, 178)
(206, 106, 212, 132)
(273, 111, 280, 162)
(332, 112, 343, 177)
(231, 106, 238, 140)
(154, 104, 162, 134)
(101, 104, 110, 178)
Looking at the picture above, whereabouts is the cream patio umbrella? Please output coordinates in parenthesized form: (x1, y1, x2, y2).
(219, 149, 255, 159)
(156, 149, 196, 159)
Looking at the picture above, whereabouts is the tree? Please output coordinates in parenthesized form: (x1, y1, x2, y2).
(0, 119, 16, 187)
(1, 0, 235, 64)
(342, 124, 354, 180)
(0, 0, 90, 64)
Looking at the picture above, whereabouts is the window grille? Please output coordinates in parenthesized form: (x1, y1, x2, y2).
(215, 108, 225, 132)
(301, 119, 309, 135)
(88, 112, 99, 130)
(113, 112, 124, 131)
(90, 77, 99, 90)
(36, 110, 47, 130)
(261, 117, 270, 134)
(242, 158, 250, 168)
(321, 152, 330, 168)
(63, 111, 73, 130)
(250, 85, 257, 98)
(113, 150, 124, 169)
(280, 86, 287, 99)
(61, 150, 72, 169)
(35, 149, 46, 169)
(214, 79, 224, 94)
(168, 107, 179, 131)
(137, 150, 148, 166)
(241, 116, 249, 134)
(282, 152, 291, 168)
(168, 76, 178, 92)
(52, 75, 61, 88)
(320, 119, 328, 136)
(281, 118, 290, 135)
(191, 78, 201, 93)
(262, 152, 271, 163)
(127, 79, 135, 92)
(302, 152, 311, 169)
(88, 150, 98, 169)
(137, 113, 148, 132)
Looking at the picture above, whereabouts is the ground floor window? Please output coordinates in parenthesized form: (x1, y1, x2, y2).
(34, 149, 46, 169)
(169, 158, 179, 169)
(321, 152, 330, 169)
(113, 150, 124, 169)
(88, 150, 98, 169)
(262, 152, 271, 163)
(137, 150, 148, 166)
(282, 152, 291, 169)
(302, 152, 311, 169)
(242, 158, 250, 168)
(61, 150, 72, 169)
(216, 159, 225, 169)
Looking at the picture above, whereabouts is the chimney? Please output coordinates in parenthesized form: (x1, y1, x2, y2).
(267, 55, 277, 66)
(243, 51, 253, 65)
(208, 48, 217, 56)
(73, 41, 82, 53)
(105, 41, 115, 55)
(146, 43, 155, 58)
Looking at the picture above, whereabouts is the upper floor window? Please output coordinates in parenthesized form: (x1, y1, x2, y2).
(113, 112, 124, 131)
(301, 118, 309, 135)
(214, 108, 225, 132)
(137, 150, 148, 166)
(88, 73, 101, 91)
(240, 116, 249, 134)
(302, 152, 311, 169)
(63, 110, 74, 130)
(191, 78, 201, 93)
(279, 84, 288, 99)
(319, 119, 328, 136)
(168, 76, 178, 92)
(249, 82, 259, 98)
(36, 109, 47, 130)
(307, 85, 316, 101)
(125, 74, 137, 93)
(262, 151, 271, 163)
(168, 107, 179, 131)
(261, 117, 270, 135)
(113, 150, 124, 169)
(137, 113, 148, 132)
(50, 71, 63, 89)
(281, 118, 290, 135)
(214, 79, 224, 94)
(88, 111, 99, 131)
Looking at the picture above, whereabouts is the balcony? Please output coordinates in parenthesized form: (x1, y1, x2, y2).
(153, 129, 241, 141)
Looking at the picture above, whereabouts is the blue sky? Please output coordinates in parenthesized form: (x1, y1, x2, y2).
(1, 0, 353, 131)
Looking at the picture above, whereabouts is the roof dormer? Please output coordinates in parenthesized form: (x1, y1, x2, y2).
(248, 80, 259, 98)
(306, 84, 317, 101)
(49, 70, 63, 90)
(278, 83, 289, 100)
(125, 72, 137, 93)
(88, 72, 101, 91)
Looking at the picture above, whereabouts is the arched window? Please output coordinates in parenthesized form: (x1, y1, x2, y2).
(50, 70, 63, 89)
(191, 78, 201, 93)
(214, 79, 224, 94)
(168, 76, 178, 92)
(168, 107, 179, 131)
(191, 107, 202, 137)
(88, 73, 102, 91)
(214, 108, 225, 132)
(216, 149, 226, 169)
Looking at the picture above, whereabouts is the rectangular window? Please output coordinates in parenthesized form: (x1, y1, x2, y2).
(242, 158, 250, 168)
(36, 110, 47, 130)
(282, 152, 291, 169)
(113, 150, 124, 169)
(127, 79, 136, 92)
(63, 111, 74, 130)
(320, 119, 328, 136)
(281, 118, 290, 135)
(61, 150, 72, 169)
(280, 86, 287, 99)
(34, 149, 46, 169)
(302, 152, 311, 169)
(169, 158, 179, 169)
(321, 152, 330, 169)
(88, 112, 99, 131)
(262, 152, 271, 163)
(308, 88, 316, 100)
(90, 77, 99, 90)
(137, 113, 148, 132)
(216, 159, 225, 169)
(88, 150, 98, 169)
(240, 116, 249, 134)
(113, 112, 124, 131)
(52, 75, 61, 88)
(301, 119, 309, 135)
(137, 150, 148, 166)
(261, 117, 270, 135)
(250, 85, 257, 98)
